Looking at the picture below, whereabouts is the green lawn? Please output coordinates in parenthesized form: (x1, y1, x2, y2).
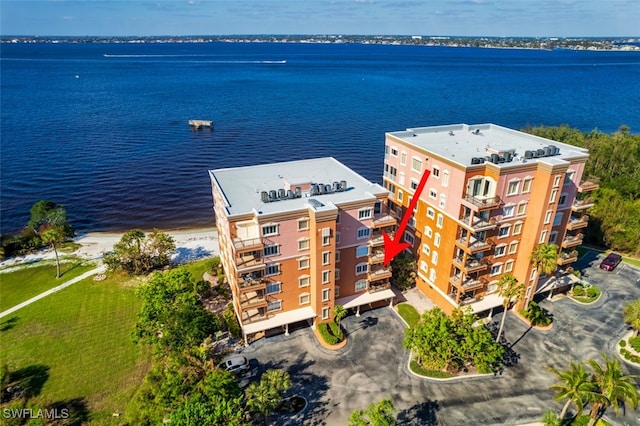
(396, 303, 420, 328)
(621, 255, 640, 268)
(181, 257, 215, 282)
(0, 269, 151, 424)
(0, 260, 97, 311)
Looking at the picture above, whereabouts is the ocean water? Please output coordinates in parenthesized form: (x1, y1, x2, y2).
(1, 42, 639, 234)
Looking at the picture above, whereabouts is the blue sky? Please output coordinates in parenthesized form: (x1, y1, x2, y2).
(1, 0, 638, 37)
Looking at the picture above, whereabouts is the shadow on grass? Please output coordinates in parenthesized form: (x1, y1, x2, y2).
(48, 397, 90, 425)
(0, 316, 19, 332)
(396, 399, 440, 425)
(59, 261, 85, 278)
(3, 364, 50, 402)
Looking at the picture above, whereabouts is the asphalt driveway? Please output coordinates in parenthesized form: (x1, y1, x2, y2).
(240, 253, 640, 425)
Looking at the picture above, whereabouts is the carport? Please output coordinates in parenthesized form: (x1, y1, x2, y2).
(335, 288, 395, 316)
(242, 306, 316, 345)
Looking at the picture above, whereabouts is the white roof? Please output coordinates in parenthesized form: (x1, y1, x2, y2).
(242, 306, 316, 335)
(335, 288, 395, 309)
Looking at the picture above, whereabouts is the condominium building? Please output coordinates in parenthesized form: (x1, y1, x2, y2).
(209, 157, 396, 343)
(383, 123, 597, 315)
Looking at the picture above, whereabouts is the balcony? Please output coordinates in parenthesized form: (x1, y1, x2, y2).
(456, 236, 494, 254)
(238, 273, 269, 291)
(232, 237, 263, 254)
(369, 248, 385, 264)
(452, 256, 490, 274)
(462, 194, 501, 211)
(239, 291, 267, 309)
(459, 214, 499, 232)
(368, 265, 392, 281)
(235, 252, 265, 273)
(449, 275, 487, 291)
(566, 215, 589, 231)
(557, 250, 579, 265)
(383, 172, 397, 183)
(372, 213, 397, 229)
(571, 198, 595, 212)
(561, 233, 583, 249)
(369, 230, 394, 247)
(369, 280, 391, 293)
(578, 177, 600, 193)
(241, 307, 271, 325)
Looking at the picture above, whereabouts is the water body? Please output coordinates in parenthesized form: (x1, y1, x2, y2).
(1, 42, 639, 234)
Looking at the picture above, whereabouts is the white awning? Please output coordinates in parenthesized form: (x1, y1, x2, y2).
(465, 293, 504, 314)
(242, 306, 316, 335)
(536, 274, 580, 294)
(335, 289, 395, 310)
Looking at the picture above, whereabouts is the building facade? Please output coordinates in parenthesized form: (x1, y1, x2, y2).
(209, 157, 396, 343)
(383, 123, 597, 315)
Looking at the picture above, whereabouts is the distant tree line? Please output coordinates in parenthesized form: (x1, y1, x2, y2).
(524, 125, 640, 256)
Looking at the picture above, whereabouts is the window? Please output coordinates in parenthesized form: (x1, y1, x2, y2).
(420, 261, 428, 272)
(522, 178, 532, 193)
(298, 238, 310, 251)
(432, 166, 440, 178)
(335, 232, 341, 244)
(264, 244, 279, 257)
(409, 216, 416, 229)
(322, 288, 330, 302)
(549, 231, 558, 244)
(439, 194, 446, 209)
(299, 275, 310, 287)
(507, 180, 520, 196)
(355, 279, 367, 291)
(429, 269, 436, 283)
(553, 175, 562, 187)
(558, 194, 567, 206)
(399, 172, 405, 186)
(397, 190, 404, 202)
(505, 260, 514, 272)
(335, 286, 340, 297)
(266, 282, 281, 295)
(429, 188, 437, 199)
(322, 270, 331, 284)
(322, 307, 330, 320)
(335, 269, 340, 280)
(267, 300, 282, 312)
(356, 263, 368, 275)
(564, 171, 575, 186)
(298, 218, 309, 231)
(322, 251, 331, 265)
(436, 214, 444, 229)
(356, 245, 369, 258)
(424, 226, 433, 238)
(442, 170, 450, 187)
(517, 202, 527, 216)
(390, 147, 398, 156)
(431, 251, 438, 265)
(335, 251, 341, 263)
(401, 152, 407, 165)
(407, 179, 417, 191)
(357, 227, 371, 239)
(298, 257, 309, 270)
(265, 264, 280, 276)
(508, 241, 519, 254)
(403, 232, 414, 245)
(513, 222, 523, 235)
(530, 268, 538, 281)
(262, 224, 278, 236)
(550, 189, 558, 203)
(358, 208, 372, 220)
(336, 213, 341, 224)
(427, 208, 435, 219)
(422, 244, 431, 256)
(553, 212, 563, 227)
(488, 281, 499, 293)
(544, 210, 553, 224)
(412, 157, 422, 172)
(490, 264, 503, 276)
(540, 230, 548, 243)
(322, 235, 330, 246)
(495, 245, 506, 257)
(299, 293, 310, 305)
(498, 225, 510, 238)
(503, 205, 515, 218)
(434, 233, 441, 247)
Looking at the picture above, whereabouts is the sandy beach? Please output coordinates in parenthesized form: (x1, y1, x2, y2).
(0, 227, 220, 270)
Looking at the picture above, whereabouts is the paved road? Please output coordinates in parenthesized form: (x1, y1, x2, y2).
(240, 253, 640, 426)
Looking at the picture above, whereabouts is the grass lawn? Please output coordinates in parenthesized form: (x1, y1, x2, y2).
(0, 268, 151, 424)
(570, 284, 601, 304)
(409, 360, 453, 378)
(621, 255, 640, 269)
(396, 303, 420, 327)
(0, 259, 97, 311)
(181, 257, 215, 282)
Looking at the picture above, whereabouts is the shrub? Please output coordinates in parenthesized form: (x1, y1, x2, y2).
(223, 305, 241, 339)
(586, 287, 598, 298)
(620, 339, 627, 347)
(523, 301, 552, 327)
(409, 360, 453, 378)
(328, 321, 343, 341)
(572, 285, 585, 297)
(317, 323, 340, 345)
(629, 336, 640, 352)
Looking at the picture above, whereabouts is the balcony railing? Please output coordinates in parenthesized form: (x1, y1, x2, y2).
(239, 291, 267, 309)
(459, 214, 498, 231)
(368, 265, 392, 281)
(241, 308, 272, 325)
(369, 249, 385, 264)
(383, 172, 397, 183)
(571, 198, 595, 211)
(456, 236, 494, 253)
(453, 256, 490, 273)
(238, 273, 269, 290)
(566, 215, 589, 231)
(578, 177, 600, 193)
(562, 233, 584, 248)
(232, 237, 263, 253)
(372, 213, 397, 229)
(369, 281, 391, 293)
(235, 252, 265, 273)
(450, 275, 487, 291)
(369, 231, 394, 247)
(462, 194, 501, 210)
(557, 250, 579, 265)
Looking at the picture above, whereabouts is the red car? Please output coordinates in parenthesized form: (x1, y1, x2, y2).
(599, 253, 622, 271)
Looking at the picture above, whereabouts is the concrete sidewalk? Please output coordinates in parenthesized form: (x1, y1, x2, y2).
(0, 265, 106, 319)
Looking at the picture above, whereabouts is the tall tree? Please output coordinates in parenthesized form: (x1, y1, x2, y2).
(245, 369, 291, 425)
(27, 200, 74, 278)
(104, 228, 175, 275)
(495, 273, 525, 343)
(348, 398, 396, 426)
(530, 243, 559, 278)
(623, 299, 640, 336)
(333, 305, 347, 324)
(548, 362, 597, 420)
(587, 353, 639, 426)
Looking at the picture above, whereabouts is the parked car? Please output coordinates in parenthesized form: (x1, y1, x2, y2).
(599, 253, 622, 271)
(219, 355, 250, 374)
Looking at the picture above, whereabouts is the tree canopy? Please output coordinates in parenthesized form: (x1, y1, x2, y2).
(348, 398, 396, 426)
(27, 200, 75, 278)
(104, 228, 176, 274)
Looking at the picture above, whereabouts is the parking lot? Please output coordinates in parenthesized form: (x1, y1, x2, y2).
(240, 252, 640, 425)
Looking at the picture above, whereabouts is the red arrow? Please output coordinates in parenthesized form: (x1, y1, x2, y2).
(383, 169, 431, 266)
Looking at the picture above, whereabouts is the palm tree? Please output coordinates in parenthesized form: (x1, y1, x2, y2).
(245, 369, 291, 425)
(333, 305, 347, 324)
(587, 353, 639, 426)
(530, 243, 559, 278)
(623, 299, 640, 336)
(548, 361, 597, 420)
(495, 273, 525, 343)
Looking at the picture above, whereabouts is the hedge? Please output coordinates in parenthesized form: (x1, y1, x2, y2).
(318, 322, 342, 345)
